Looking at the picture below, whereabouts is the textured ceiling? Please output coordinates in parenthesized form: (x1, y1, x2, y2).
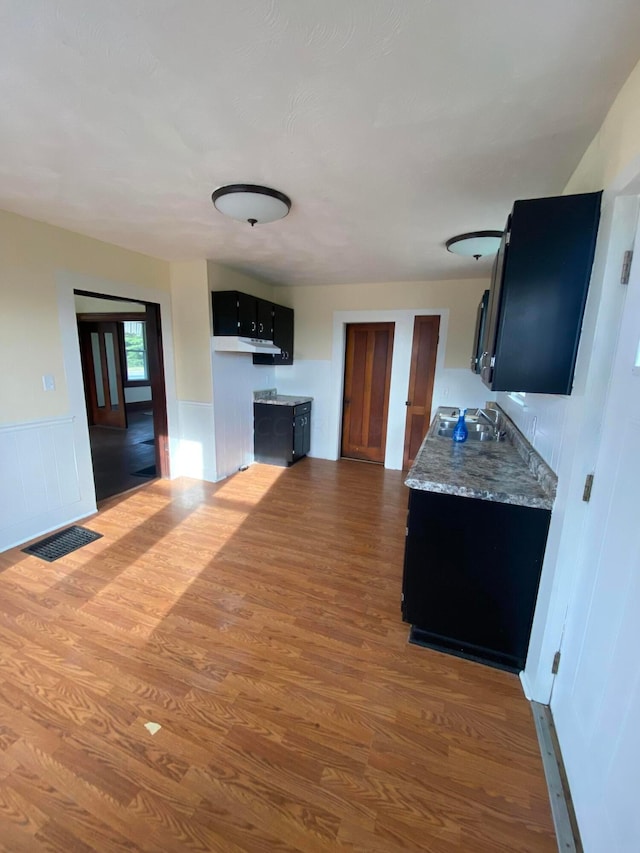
(1, 1, 640, 285)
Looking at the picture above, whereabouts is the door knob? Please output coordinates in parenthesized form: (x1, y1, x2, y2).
(405, 400, 412, 406)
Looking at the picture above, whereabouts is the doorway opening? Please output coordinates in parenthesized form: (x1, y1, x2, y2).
(75, 290, 169, 502)
(341, 322, 395, 463)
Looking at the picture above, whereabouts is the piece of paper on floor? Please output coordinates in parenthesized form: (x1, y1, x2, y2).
(144, 721, 162, 735)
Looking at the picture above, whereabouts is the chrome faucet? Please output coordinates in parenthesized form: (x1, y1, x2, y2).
(477, 408, 502, 439)
(477, 408, 497, 427)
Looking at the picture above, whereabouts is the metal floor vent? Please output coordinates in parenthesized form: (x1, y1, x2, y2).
(22, 526, 103, 562)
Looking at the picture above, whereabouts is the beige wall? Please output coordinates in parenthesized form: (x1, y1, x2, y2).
(273, 278, 489, 367)
(207, 261, 276, 302)
(170, 260, 212, 403)
(0, 209, 169, 425)
(565, 56, 640, 194)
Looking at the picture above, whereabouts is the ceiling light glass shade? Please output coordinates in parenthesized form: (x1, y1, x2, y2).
(445, 231, 503, 259)
(212, 184, 291, 226)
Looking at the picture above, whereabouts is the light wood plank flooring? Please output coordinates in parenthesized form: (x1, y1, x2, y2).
(0, 458, 556, 851)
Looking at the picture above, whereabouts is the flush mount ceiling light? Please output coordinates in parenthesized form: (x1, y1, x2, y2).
(445, 231, 503, 260)
(211, 184, 291, 227)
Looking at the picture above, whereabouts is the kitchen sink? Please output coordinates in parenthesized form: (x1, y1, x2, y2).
(436, 425, 498, 441)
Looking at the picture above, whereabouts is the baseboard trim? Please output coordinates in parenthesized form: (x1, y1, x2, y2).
(2, 505, 97, 553)
(531, 701, 583, 853)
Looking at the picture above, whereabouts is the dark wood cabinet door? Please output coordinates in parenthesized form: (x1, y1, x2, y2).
(402, 489, 550, 671)
(237, 292, 258, 337)
(471, 290, 490, 374)
(253, 303, 294, 365)
(293, 414, 306, 460)
(212, 291, 242, 336)
(256, 299, 274, 340)
(483, 192, 601, 394)
(273, 304, 294, 364)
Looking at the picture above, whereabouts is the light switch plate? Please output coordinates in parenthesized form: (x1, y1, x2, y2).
(42, 374, 55, 391)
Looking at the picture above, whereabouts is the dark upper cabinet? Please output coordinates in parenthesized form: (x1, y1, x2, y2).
(212, 291, 273, 341)
(470, 289, 490, 374)
(253, 303, 294, 366)
(480, 191, 601, 394)
(256, 298, 273, 341)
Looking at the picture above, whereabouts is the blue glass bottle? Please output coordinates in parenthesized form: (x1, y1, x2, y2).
(452, 408, 468, 443)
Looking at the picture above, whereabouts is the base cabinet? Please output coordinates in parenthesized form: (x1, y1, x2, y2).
(254, 402, 311, 466)
(402, 489, 551, 672)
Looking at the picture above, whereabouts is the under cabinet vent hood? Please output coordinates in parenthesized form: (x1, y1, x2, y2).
(212, 336, 281, 355)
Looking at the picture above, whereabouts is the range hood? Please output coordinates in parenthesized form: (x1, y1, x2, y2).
(213, 336, 281, 354)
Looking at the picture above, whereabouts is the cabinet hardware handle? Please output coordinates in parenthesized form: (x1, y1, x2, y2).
(251, 321, 256, 332)
(259, 323, 263, 332)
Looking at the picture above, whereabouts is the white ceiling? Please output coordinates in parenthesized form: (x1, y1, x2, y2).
(1, 1, 640, 285)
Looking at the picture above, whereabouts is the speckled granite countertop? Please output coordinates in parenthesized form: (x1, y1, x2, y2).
(254, 391, 313, 407)
(405, 406, 557, 510)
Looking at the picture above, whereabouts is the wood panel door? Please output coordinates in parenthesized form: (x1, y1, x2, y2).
(341, 323, 394, 463)
(78, 321, 127, 429)
(403, 315, 440, 469)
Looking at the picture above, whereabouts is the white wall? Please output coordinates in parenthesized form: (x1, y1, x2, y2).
(275, 308, 490, 467)
(124, 385, 152, 404)
(514, 193, 639, 702)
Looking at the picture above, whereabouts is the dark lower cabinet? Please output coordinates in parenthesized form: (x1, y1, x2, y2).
(254, 402, 311, 466)
(402, 488, 551, 672)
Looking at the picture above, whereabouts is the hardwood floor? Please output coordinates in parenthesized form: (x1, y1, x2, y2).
(0, 459, 556, 851)
(89, 409, 156, 502)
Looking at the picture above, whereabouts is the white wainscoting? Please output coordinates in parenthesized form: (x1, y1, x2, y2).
(0, 416, 96, 552)
(212, 350, 275, 480)
(173, 401, 217, 483)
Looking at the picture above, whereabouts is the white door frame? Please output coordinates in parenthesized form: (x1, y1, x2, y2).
(328, 309, 449, 470)
(56, 270, 180, 514)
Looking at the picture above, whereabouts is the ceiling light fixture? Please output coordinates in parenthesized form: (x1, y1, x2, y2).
(211, 184, 291, 227)
(445, 231, 503, 260)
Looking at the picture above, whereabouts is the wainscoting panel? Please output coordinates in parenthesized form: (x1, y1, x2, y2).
(0, 417, 94, 552)
(211, 351, 275, 480)
(174, 401, 217, 483)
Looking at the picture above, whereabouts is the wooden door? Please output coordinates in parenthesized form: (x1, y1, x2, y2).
(403, 315, 440, 469)
(341, 323, 394, 463)
(78, 321, 127, 429)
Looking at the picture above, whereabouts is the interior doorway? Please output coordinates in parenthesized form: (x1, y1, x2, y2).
(341, 322, 395, 463)
(403, 315, 440, 469)
(75, 290, 169, 502)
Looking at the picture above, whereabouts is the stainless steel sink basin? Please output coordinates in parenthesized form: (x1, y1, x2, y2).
(436, 425, 498, 441)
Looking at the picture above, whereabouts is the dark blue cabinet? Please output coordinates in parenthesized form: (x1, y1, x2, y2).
(402, 489, 551, 672)
(480, 191, 601, 394)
